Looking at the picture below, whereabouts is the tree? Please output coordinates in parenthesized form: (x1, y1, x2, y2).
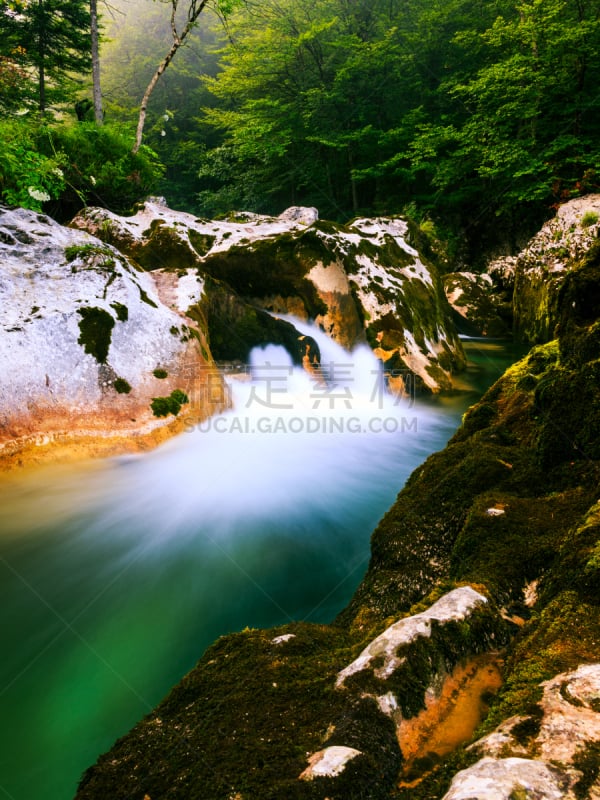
(90, 0, 102, 123)
(0, 0, 92, 113)
(132, 0, 240, 154)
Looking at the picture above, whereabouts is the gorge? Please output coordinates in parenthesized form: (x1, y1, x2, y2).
(0, 196, 599, 800)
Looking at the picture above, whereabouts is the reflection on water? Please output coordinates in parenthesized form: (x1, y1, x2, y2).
(0, 330, 520, 800)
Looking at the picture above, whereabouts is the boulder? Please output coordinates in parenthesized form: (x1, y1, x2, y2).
(510, 194, 600, 343)
(442, 756, 573, 800)
(0, 206, 222, 468)
(72, 203, 466, 392)
(443, 271, 511, 337)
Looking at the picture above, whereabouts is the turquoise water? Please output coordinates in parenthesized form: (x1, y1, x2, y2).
(0, 335, 519, 800)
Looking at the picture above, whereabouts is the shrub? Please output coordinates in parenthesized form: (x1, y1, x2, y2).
(0, 118, 164, 217)
(42, 121, 164, 215)
(0, 118, 66, 211)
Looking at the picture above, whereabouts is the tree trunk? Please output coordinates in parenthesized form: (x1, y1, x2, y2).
(38, 0, 46, 112)
(131, 0, 209, 154)
(132, 39, 181, 154)
(91, 0, 103, 124)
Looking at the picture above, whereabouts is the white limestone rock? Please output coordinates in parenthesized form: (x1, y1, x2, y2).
(73, 203, 466, 392)
(442, 756, 574, 800)
(299, 746, 362, 781)
(336, 586, 488, 687)
(271, 634, 296, 645)
(511, 194, 600, 343)
(0, 206, 218, 460)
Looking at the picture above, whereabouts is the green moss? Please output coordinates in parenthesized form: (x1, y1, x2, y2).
(188, 229, 216, 256)
(580, 211, 599, 228)
(113, 378, 131, 394)
(136, 223, 199, 271)
(199, 230, 329, 319)
(152, 368, 168, 379)
(65, 243, 112, 263)
(150, 389, 189, 417)
(109, 302, 128, 322)
(137, 285, 158, 308)
(77, 307, 115, 364)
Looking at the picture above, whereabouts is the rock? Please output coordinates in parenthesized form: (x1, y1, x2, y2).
(474, 664, 600, 765)
(72, 203, 466, 392)
(336, 586, 488, 687)
(0, 206, 221, 469)
(441, 756, 573, 800)
(271, 634, 296, 645)
(443, 271, 511, 337)
(73, 204, 600, 800)
(512, 194, 600, 343)
(298, 746, 362, 780)
(347, 217, 466, 391)
(278, 206, 319, 225)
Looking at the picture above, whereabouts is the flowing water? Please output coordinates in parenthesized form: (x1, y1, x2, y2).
(0, 327, 520, 800)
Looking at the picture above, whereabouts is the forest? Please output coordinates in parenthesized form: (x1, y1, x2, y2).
(1, 0, 600, 259)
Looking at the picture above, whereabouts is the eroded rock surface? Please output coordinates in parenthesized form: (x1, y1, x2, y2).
(0, 206, 220, 468)
(72, 203, 466, 392)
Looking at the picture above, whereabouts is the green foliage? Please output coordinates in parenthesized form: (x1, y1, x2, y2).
(150, 389, 189, 417)
(43, 122, 164, 216)
(0, 0, 92, 112)
(152, 368, 168, 379)
(0, 118, 66, 210)
(0, 116, 163, 216)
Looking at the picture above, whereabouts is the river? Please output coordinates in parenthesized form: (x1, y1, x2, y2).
(0, 327, 520, 800)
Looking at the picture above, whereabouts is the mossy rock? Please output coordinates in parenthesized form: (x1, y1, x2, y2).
(135, 223, 200, 271)
(199, 277, 320, 366)
(198, 230, 329, 319)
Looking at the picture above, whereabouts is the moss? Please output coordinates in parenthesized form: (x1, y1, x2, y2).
(150, 389, 189, 417)
(152, 368, 168, 379)
(136, 223, 199, 271)
(109, 302, 128, 322)
(509, 708, 542, 746)
(572, 742, 600, 799)
(188, 229, 216, 256)
(199, 230, 329, 319)
(65, 243, 113, 263)
(137, 284, 158, 308)
(580, 211, 599, 228)
(77, 306, 115, 364)
(113, 378, 131, 394)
